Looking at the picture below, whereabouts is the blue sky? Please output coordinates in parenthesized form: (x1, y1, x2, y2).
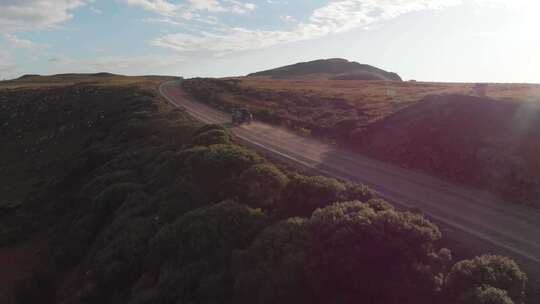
(0, 0, 539, 82)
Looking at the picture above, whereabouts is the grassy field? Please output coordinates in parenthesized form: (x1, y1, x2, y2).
(239, 78, 540, 101)
(185, 77, 540, 133)
(234, 77, 540, 124)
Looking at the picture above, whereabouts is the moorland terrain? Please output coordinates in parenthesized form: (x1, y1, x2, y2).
(182, 59, 540, 206)
(0, 73, 531, 304)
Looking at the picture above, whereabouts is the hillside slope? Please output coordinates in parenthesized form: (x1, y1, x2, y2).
(182, 77, 540, 205)
(357, 94, 540, 204)
(0, 75, 529, 304)
(248, 58, 402, 81)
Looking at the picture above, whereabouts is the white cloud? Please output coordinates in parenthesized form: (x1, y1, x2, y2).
(224, 0, 256, 14)
(125, 0, 256, 18)
(89, 7, 103, 14)
(126, 0, 180, 17)
(3, 34, 48, 51)
(154, 28, 298, 52)
(266, 0, 289, 4)
(154, 0, 462, 52)
(188, 0, 226, 12)
(142, 17, 184, 25)
(280, 15, 297, 23)
(0, 0, 86, 33)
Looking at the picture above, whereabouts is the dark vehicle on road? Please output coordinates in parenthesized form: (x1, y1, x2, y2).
(232, 108, 253, 125)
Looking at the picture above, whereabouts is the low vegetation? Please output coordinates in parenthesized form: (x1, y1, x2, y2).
(0, 75, 531, 304)
(182, 77, 540, 205)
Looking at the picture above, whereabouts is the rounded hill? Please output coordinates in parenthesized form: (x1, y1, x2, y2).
(248, 58, 402, 81)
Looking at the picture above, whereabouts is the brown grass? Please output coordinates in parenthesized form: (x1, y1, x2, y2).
(0, 74, 174, 91)
(183, 77, 540, 205)
(184, 77, 540, 133)
(238, 77, 540, 116)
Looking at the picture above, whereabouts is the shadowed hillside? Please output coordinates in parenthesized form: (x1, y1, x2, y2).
(357, 94, 540, 205)
(0, 75, 531, 304)
(248, 58, 402, 81)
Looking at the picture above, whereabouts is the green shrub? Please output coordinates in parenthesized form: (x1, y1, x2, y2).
(179, 144, 263, 198)
(136, 261, 209, 304)
(82, 170, 137, 196)
(96, 148, 158, 174)
(235, 217, 310, 304)
(281, 174, 346, 217)
(193, 124, 227, 137)
(196, 272, 229, 303)
(340, 182, 377, 203)
(238, 164, 289, 209)
(446, 255, 527, 304)
(93, 217, 159, 289)
(92, 183, 143, 221)
(106, 191, 155, 225)
(145, 152, 185, 189)
(156, 177, 210, 222)
(306, 201, 447, 304)
(365, 197, 394, 212)
(464, 286, 514, 304)
(151, 200, 269, 265)
(191, 129, 231, 147)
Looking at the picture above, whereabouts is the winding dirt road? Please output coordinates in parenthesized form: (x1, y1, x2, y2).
(159, 80, 540, 276)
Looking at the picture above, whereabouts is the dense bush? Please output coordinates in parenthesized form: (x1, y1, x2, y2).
(81, 170, 137, 196)
(340, 182, 377, 202)
(234, 200, 456, 304)
(192, 123, 228, 137)
(92, 183, 143, 222)
(155, 178, 210, 223)
(235, 217, 310, 304)
(464, 286, 514, 304)
(151, 200, 269, 265)
(238, 164, 289, 209)
(445, 255, 527, 304)
(365, 197, 395, 211)
(179, 144, 263, 198)
(91, 217, 160, 295)
(147, 201, 269, 303)
(281, 174, 346, 217)
(191, 129, 232, 147)
(306, 201, 449, 304)
(9, 79, 528, 304)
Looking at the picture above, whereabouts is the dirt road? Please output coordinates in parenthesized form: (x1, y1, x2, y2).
(159, 80, 540, 276)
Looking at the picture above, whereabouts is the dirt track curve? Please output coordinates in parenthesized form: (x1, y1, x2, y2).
(160, 80, 540, 278)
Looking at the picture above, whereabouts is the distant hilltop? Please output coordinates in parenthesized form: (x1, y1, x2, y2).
(16, 72, 119, 80)
(248, 58, 402, 81)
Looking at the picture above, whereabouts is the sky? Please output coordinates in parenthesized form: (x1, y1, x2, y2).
(0, 0, 539, 83)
